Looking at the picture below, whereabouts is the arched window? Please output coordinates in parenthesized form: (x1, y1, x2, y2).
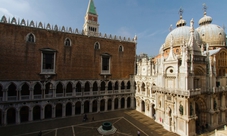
(27, 33, 35, 43)
(64, 38, 71, 46)
(94, 42, 100, 50)
(119, 45, 124, 52)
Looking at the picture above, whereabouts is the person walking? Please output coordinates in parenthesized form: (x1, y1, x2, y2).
(137, 130, 140, 136)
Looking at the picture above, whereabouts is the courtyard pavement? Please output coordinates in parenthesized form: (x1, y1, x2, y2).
(0, 109, 179, 136)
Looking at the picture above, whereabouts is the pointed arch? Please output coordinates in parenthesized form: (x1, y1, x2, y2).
(84, 82, 90, 92)
(108, 81, 112, 90)
(76, 82, 81, 92)
(26, 33, 35, 43)
(92, 81, 98, 91)
(101, 81, 105, 91)
(121, 81, 125, 90)
(114, 81, 119, 90)
(126, 81, 131, 89)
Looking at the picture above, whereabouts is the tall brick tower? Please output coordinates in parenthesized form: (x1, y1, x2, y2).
(83, 0, 99, 35)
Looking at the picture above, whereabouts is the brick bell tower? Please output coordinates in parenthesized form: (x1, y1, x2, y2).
(83, 0, 99, 36)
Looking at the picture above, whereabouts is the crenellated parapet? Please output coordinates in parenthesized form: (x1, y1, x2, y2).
(0, 15, 137, 43)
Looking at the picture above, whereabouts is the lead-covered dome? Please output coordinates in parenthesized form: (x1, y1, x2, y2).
(164, 25, 201, 50)
(196, 12, 226, 47)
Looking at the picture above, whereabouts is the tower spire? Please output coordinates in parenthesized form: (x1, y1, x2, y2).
(83, 0, 99, 36)
(87, 0, 97, 15)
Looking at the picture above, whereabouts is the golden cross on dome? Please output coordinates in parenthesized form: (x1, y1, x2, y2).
(203, 3, 207, 15)
(178, 7, 183, 17)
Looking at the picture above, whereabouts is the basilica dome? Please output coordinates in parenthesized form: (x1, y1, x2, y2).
(196, 13, 226, 47)
(164, 17, 201, 50)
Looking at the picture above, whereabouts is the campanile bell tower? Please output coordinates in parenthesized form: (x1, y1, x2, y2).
(83, 0, 99, 36)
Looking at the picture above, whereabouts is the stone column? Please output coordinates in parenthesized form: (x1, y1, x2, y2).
(16, 108, 20, 124)
(3, 89, 7, 101)
(53, 89, 56, 98)
(131, 96, 135, 109)
(81, 102, 84, 114)
(124, 98, 127, 109)
(89, 101, 92, 113)
(3, 111, 6, 125)
(105, 99, 108, 112)
(90, 87, 92, 95)
(112, 100, 115, 111)
(18, 90, 21, 101)
(97, 100, 100, 112)
(29, 108, 33, 121)
(98, 87, 101, 95)
(62, 103, 66, 117)
(118, 98, 121, 109)
(41, 107, 44, 120)
(72, 103, 75, 115)
(30, 89, 33, 100)
(52, 106, 56, 118)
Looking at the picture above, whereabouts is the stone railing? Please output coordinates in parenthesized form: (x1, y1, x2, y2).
(151, 87, 202, 97)
(0, 15, 137, 43)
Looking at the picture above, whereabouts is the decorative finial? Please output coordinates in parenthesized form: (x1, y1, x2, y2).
(169, 24, 173, 32)
(178, 7, 183, 19)
(203, 3, 207, 15)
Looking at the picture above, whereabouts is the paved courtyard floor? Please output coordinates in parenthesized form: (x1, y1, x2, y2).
(0, 109, 179, 136)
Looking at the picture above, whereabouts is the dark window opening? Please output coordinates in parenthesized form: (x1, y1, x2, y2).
(65, 39, 70, 46)
(43, 52, 54, 69)
(102, 57, 109, 70)
(28, 34, 34, 42)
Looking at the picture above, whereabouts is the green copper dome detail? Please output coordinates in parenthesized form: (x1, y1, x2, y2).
(87, 0, 97, 15)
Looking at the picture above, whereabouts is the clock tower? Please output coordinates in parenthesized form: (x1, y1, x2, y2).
(83, 0, 99, 36)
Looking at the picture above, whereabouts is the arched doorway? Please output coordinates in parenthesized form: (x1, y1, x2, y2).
(21, 83, 30, 99)
(108, 99, 112, 111)
(195, 98, 207, 134)
(92, 100, 97, 112)
(55, 103, 62, 117)
(66, 103, 72, 116)
(20, 106, 29, 122)
(141, 101, 145, 112)
(45, 104, 52, 119)
(84, 101, 89, 113)
(75, 101, 81, 115)
(33, 106, 41, 120)
(114, 98, 118, 109)
(7, 108, 16, 124)
(121, 98, 125, 109)
(127, 97, 131, 108)
(100, 99, 105, 111)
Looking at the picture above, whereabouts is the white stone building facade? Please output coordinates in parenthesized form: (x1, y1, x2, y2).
(135, 7, 227, 136)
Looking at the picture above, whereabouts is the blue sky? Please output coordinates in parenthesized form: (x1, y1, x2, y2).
(0, 0, 227, 56)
